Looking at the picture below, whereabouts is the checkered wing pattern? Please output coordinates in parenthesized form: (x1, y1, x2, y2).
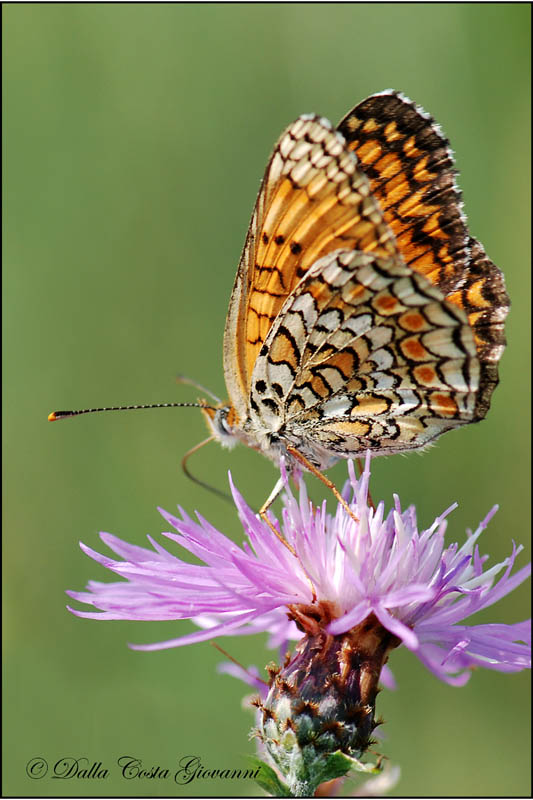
(337, 91, 509, 421)
(223, 114, 397, 422)
(212, 91, 509, 472)
(446, 237, 509, 420)
(250, 249, 479, 464)
(338, 91, 469, 295)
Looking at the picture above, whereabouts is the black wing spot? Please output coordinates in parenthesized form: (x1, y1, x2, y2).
(290, 241, 302, 255)
(275, 235, 285, 245)
(261, 398, 279, 412)
(272, 383, 284, 398)
(255, 379, 267, 394)
(262, 233, 269, 244)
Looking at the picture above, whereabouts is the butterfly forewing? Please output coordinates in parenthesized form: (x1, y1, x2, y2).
(338, 91, 469, 295)
(223, 114, 398, 419)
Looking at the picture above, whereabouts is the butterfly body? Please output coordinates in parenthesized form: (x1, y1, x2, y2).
(204, 92, 508, 473)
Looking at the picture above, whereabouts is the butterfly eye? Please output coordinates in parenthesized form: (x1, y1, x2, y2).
(217, 408, 233, 436)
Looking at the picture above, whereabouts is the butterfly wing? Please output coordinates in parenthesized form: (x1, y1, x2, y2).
(223, 115, 398, 422)
(338, 91, 509, 420)
(446, 237, 509, 420)
(337, 90, 469, 295)
(250, 248, 480, 465)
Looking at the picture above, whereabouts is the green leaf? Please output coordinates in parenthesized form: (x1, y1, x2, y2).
(247, 756, 292, 797)
(314, 751, 383, 787)
(341, 752, 384, 776)
(314, 751, 355, 784)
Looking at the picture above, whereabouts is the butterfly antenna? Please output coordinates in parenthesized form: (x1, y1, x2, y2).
(48, 402, 217, 421)
(181, 436, 233, 504)
(175, 374, 221, 404)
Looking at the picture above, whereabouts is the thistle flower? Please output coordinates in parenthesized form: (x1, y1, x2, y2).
(68, 457, 530, 796)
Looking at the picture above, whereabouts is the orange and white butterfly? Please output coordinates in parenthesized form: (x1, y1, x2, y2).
(200, 91, 508, 484)
(50, 92, 508, 503)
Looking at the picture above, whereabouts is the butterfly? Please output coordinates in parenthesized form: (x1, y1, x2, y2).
(50, 91, 509, 508)
(200, 90, 509, 488)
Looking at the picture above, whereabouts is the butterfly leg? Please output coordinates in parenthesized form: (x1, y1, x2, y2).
(260, 476, 285, 514)
(260, 511, 297, 556)
(285, 445, 359, 524)
(258, 477, 297, 555)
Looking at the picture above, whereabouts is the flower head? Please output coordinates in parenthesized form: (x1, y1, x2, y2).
(68, 456, 530, 685)
(68, 457, 530, 796)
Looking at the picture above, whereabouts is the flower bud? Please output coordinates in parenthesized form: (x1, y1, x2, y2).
(256, 610, 400, 796)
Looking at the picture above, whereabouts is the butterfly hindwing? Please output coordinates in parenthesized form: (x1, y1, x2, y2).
(445, 236, 509, 420)
(250, 249, 479, 463)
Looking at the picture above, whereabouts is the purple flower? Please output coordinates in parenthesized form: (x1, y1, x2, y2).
(68, 457, 530, 685)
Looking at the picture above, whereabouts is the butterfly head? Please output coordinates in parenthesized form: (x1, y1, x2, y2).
(201, 401, 287, 463)
(201, 402, 242, 450)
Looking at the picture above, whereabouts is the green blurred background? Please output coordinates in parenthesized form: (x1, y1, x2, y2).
(3, 4, 530, 797)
